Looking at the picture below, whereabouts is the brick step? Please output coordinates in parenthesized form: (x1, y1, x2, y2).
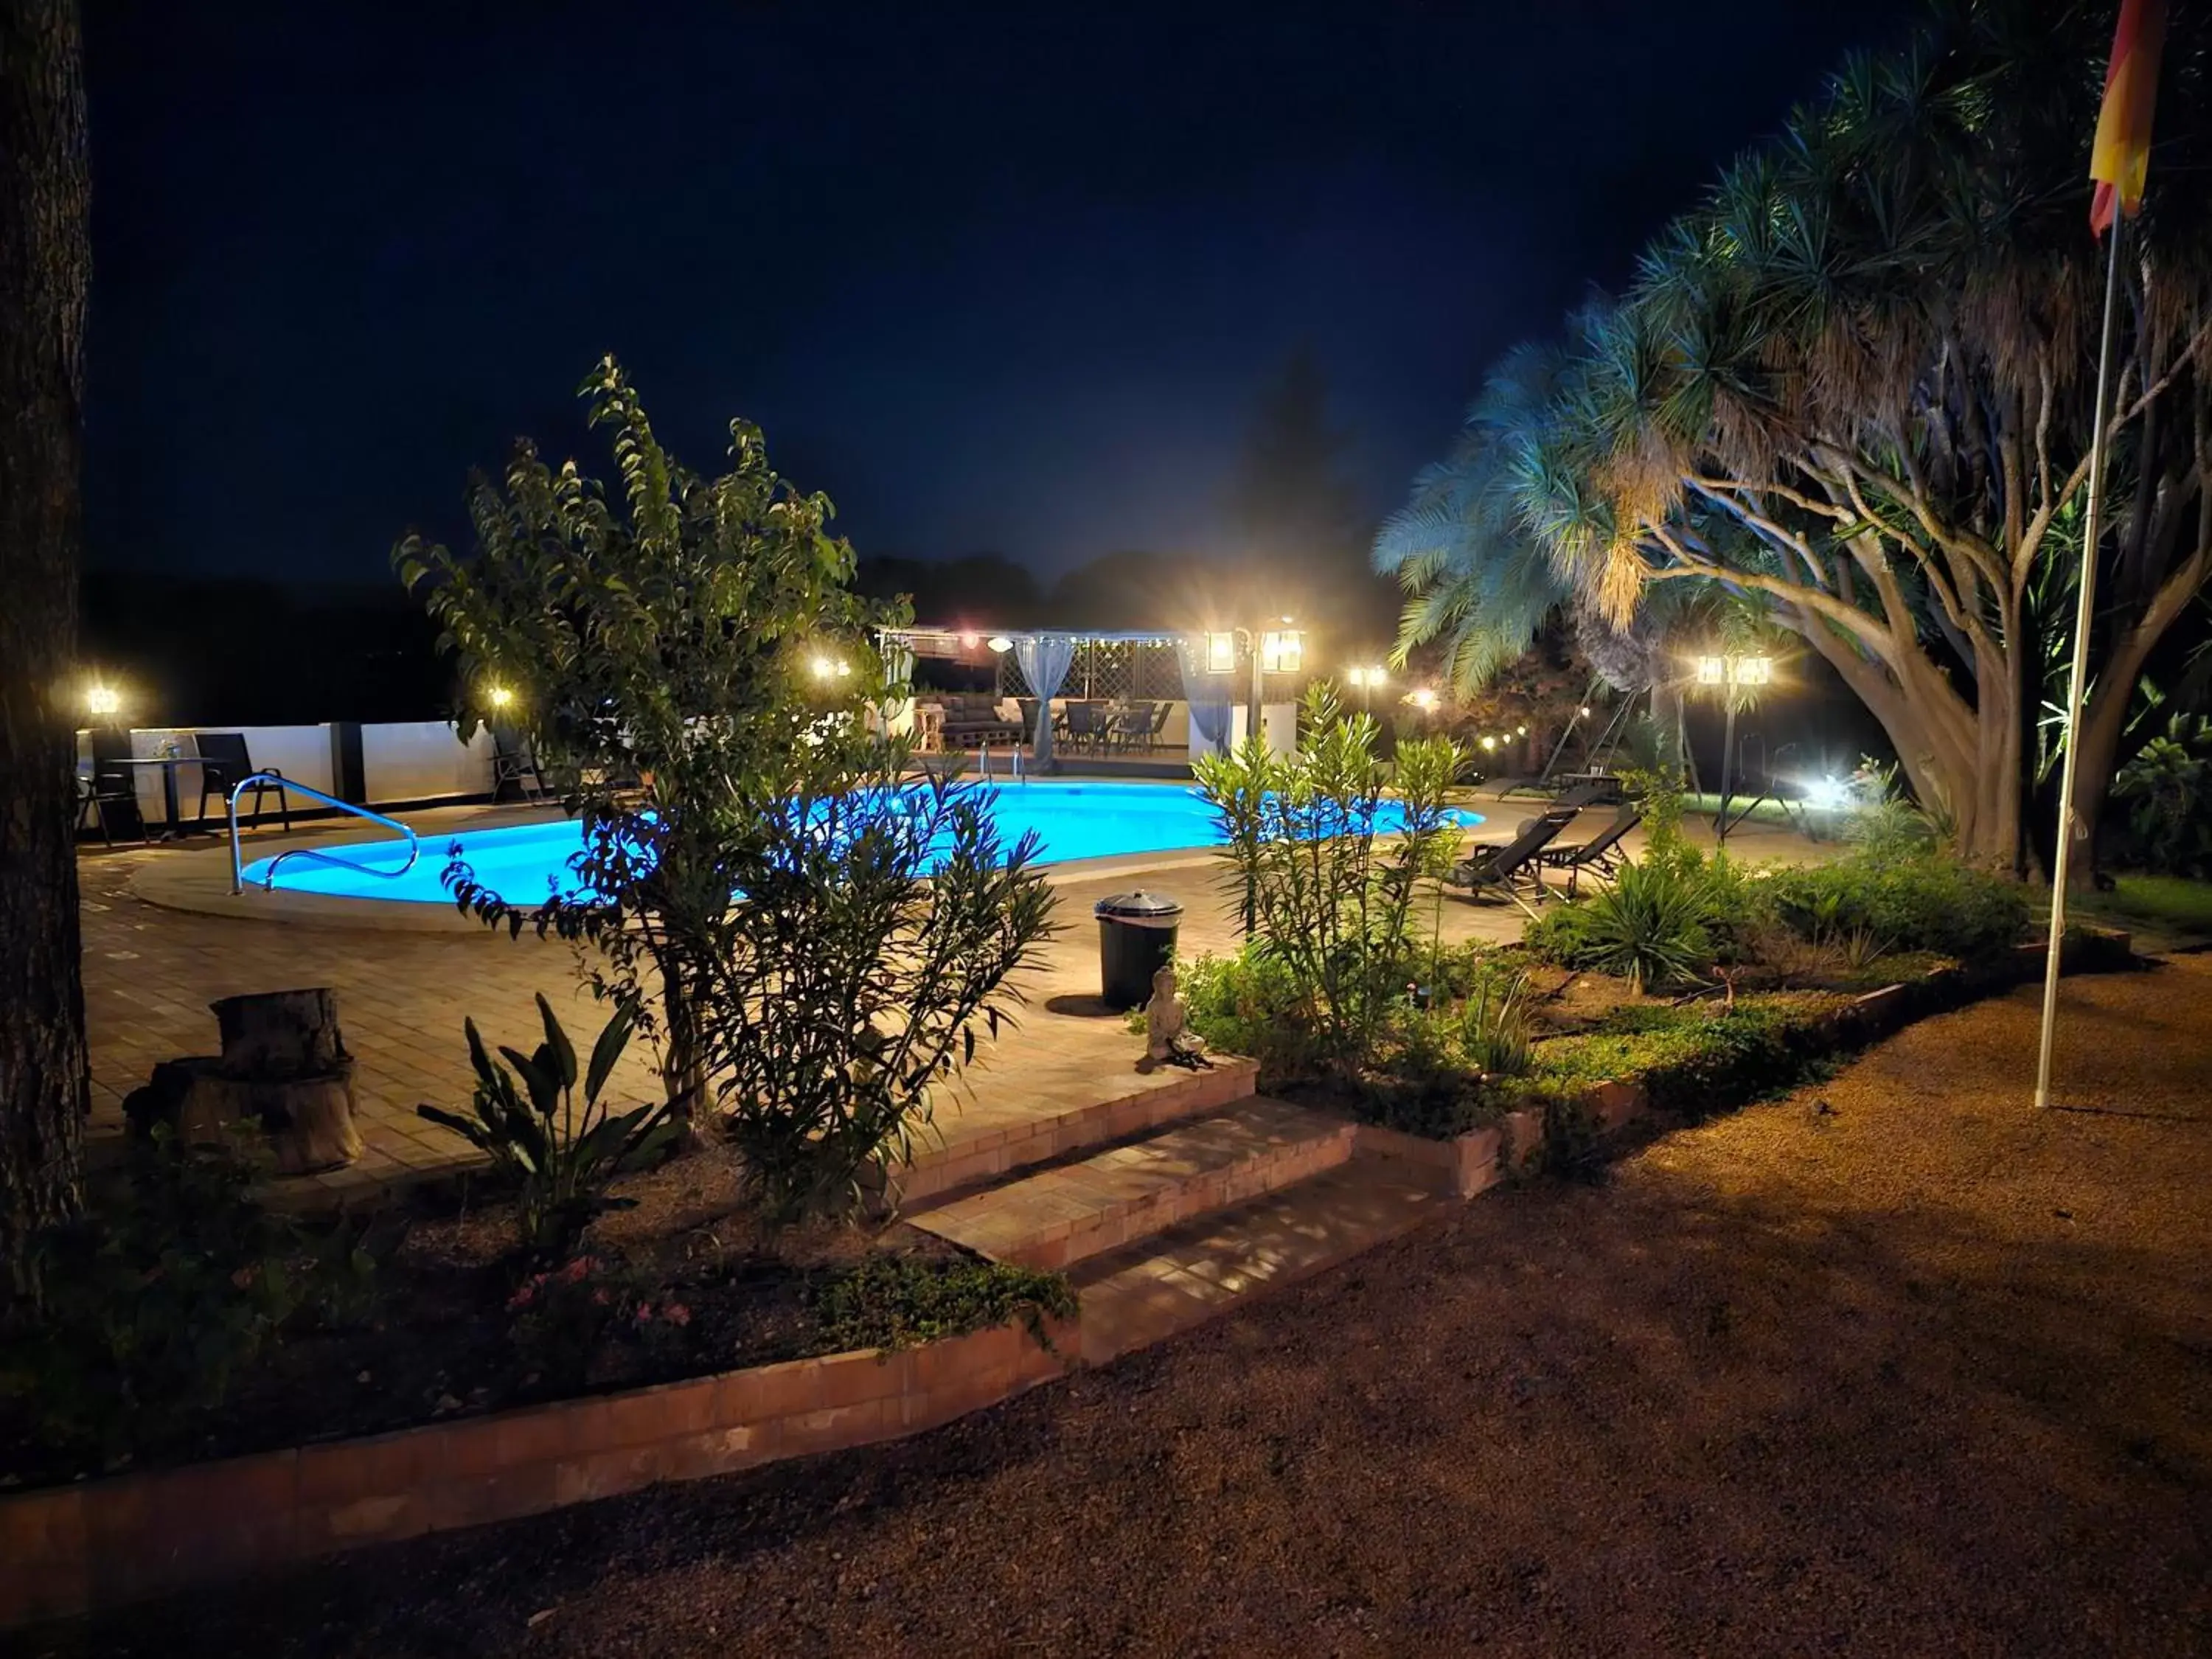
(908, 1097, 1352, 1271)
(1068, 1158, 1444, 1365)
(897, 1055, 1260, 1206)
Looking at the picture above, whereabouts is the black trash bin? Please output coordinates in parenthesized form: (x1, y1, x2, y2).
(1094, 890, 1184, 1011)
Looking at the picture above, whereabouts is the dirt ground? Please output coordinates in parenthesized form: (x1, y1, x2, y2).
(22, 956, 2212, 1658)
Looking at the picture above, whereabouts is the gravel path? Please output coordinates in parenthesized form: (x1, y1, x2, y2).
(25, 957, 2212, 1658)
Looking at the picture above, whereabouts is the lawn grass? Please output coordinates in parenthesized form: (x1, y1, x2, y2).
(2073, 874, 2212, 942)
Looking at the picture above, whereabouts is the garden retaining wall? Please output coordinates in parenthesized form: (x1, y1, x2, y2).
(0, 1315, 1076, 1630)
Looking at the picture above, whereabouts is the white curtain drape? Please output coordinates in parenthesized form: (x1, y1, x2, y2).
(1013, 633, 1077, 772)
(1176, 633, 1235, 758)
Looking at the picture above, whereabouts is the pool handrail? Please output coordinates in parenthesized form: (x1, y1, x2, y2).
(228, 773, 421, 894)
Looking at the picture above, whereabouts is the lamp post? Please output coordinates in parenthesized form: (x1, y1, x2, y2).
(1344, 664, 1386, 713)
(1204, 620, 1302, 751)
(1691, 653, 1772, 848)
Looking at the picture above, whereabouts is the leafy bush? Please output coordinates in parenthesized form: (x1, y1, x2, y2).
(1194, 683, 1467, 1073)
(1525, 998, 1830, 1115)
(1761, 853, 2028, 961)
(2112, 714, 2212, 875)
(703, 771, 1059, 1222)
(1172, 945, 1322, 1080)
(420, 995, 681, 1257)
(400, 363, 1059, 1227)
(810, 1253, 1076, 1353)
(0, 1131, 378, 1465)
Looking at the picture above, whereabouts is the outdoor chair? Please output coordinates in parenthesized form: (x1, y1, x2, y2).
(1109, 702, 1156, 754)
(1537, 802, 1644, 897)
(491, 728, 550, 802)
(1445, 807, 1578, 917)
(1144, 700, 1172, 751)
(1065, 702, 1106, 754)
(77, 731, 143, 845)
(193, 731, 290, 835)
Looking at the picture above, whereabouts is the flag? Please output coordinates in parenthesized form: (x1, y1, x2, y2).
(2089, 0, 2167, 236)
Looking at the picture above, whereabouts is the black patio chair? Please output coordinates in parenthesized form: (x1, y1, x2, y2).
(1141, 701, 1172, 752)
(1445, 807, 1578, 917)
(194, 731, 290, 834)
(491, 728, 550, 802)
(1107, 702, 1155, 754)
(77, 731, 143, 845)
(1065, 702, 1106, 754)
(1537, 802, 1644, 897)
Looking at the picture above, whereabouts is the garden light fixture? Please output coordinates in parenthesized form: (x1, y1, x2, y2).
(84, 684, 121, 717)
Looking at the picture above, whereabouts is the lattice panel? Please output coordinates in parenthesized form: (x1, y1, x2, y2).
(996, 641, 1183, 700)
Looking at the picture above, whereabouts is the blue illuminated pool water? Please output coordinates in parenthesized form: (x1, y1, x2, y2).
(242, 781, 1483, 905)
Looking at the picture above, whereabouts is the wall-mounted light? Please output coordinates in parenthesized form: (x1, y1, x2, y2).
(1206, 631, 1236, 674)
(959, 632, 980, 649)
(987, 636, 1015, 655)
(85, 684, 122, 717)
(1259, 629, 1303, 674)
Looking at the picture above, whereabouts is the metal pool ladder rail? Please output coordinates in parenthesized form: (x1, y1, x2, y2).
(229, 773, 421, 894)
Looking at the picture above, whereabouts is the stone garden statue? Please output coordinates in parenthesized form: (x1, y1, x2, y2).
(1141, 963, 1210, 1071)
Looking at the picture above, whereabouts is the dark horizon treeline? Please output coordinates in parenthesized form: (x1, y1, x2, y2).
(78, 547, 1406, 728)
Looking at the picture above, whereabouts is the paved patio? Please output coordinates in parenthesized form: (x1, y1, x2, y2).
(77, 787, 1831, 1200)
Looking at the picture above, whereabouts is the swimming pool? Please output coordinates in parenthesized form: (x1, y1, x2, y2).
(241, 782, 1484, 905)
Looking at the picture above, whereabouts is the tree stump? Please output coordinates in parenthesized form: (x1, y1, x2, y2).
(125, 988, 364, 1174)
(211, 987, 347, 1077)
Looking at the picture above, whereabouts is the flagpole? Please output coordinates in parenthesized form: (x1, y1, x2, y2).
(2034, 212, 2127, 1109)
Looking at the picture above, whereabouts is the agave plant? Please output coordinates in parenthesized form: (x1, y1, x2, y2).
(419, 995, 681, 1256)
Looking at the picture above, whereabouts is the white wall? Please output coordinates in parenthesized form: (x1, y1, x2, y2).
(78, 720, 495, 826)
(361, 720, 493, 804)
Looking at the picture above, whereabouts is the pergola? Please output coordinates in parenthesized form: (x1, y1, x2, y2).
(877, 625, 1304, 771)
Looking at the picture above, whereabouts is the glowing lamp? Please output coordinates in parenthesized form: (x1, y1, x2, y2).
(85, 685, 121, 717)
(1206, 631, 1236, 674)
(1259, 630, 1303, 674)
(987, 636, 1014, 654)
(484, 684, 515, 710)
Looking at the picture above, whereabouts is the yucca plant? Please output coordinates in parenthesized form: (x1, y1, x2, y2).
(1455, 964, 1533, 1076)
(1566, 859, 1720, 993)
(419, 995, 681, 1256)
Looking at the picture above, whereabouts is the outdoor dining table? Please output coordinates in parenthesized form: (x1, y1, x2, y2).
(116, 753, 206, 838)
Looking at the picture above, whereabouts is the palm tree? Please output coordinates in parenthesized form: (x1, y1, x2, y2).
(1469, 0, 2212, 874)
(1374, 342, 1576, 692)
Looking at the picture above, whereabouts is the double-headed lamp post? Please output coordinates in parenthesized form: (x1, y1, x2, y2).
(1344, 664, 1387, 712)
(1204, 619, 1302, 749)
(1691, 653, 1773, 848)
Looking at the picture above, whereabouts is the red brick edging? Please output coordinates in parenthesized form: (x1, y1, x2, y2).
(0, 1315, 1076, 1630)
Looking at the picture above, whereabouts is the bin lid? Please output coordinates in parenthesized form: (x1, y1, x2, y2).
(1093, 889, 1183, 923)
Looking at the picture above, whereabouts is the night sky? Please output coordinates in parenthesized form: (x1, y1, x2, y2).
(84, 0, 1923, 588)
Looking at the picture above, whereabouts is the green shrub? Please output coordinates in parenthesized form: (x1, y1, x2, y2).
(2112, 714, 2212, 875)
(1454, 961, 1534, 1075)
(1761, 853, 2028, 961)
(1524, 858, 1724, 991)
(1175, 945, 1326, 1080)
(419, 995, 681, 1258)
(810, 1253, 1076, 1353)
(1524, 998, 1830, 1115)
(0, 1131, 378, 1465)
(1193, 683, 1467, 1073)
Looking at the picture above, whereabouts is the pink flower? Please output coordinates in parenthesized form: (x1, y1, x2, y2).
(662, 1303, 691, 1327)
(633, 1302, 655, 1326)
(507, 1284, 538, 1312)
(561, 1256, 594, 1284)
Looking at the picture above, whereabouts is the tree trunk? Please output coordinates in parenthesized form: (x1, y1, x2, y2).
(0, 0, 91, 1295)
